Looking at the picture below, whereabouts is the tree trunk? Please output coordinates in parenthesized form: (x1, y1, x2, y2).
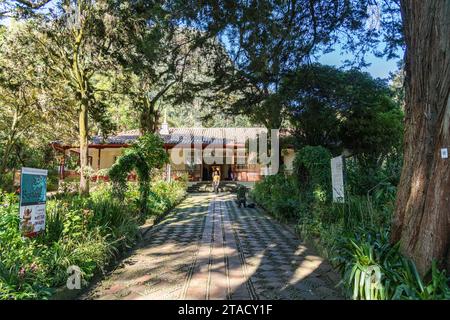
(0, 109, 19, 176)
(139, 96, 160, 135)
(391, 0, 450, 275)
(79, 101, 90, 195)
(72, 24, 89, 195)
(0, 140, 14, 176)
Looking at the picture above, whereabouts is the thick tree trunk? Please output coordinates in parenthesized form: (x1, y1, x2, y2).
(0, 109, 19, 177)
(79, 101, 90, 195)
(391, 1, 450, 275)
(139, 97, 160, 135)
(0, 140, 14, 176)
(72, 24, 90, 195)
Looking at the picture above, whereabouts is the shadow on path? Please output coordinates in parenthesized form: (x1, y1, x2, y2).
(83, 193, 343, 300)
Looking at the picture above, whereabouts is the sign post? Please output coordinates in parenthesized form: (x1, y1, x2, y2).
(166, 164, 171, 182)
(19, 167, 48, 237)
(331, 156, 345, 203)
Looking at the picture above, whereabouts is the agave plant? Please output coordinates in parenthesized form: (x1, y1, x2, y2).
(339, 240, 386, 300)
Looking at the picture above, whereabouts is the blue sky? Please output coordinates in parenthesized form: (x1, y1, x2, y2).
(2, 4, 402, 81)
(317, 49, 403, 80)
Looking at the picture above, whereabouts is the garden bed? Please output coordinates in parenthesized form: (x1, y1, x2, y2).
(250, 173, 450, 300)
(0, 180, 187, 300)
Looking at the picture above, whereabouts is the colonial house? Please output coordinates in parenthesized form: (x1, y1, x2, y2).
(51, 120, 295, 182)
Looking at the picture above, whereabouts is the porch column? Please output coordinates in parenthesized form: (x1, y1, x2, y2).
(166, 164, 171, 182)
(97, 148, 101, 170)
(165, 146, 170, 181)
(59, 149, 66, 180)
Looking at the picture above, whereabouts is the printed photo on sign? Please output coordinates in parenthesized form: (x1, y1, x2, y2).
(19, 204, 46, 237)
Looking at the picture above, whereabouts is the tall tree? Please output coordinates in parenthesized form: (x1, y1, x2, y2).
(175, 0, 378, 130)
(0, 22, 75, 180)
(0, 28, 43, 177)
(282, 64, 403, 166)
(391, 1, 450, 274)
(116, 3, 219, 135)
(124, 28, 203, 134)
(27, 0, 127, 194)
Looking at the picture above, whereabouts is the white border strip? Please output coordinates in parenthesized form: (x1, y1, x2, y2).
(21, 167, 48, 176)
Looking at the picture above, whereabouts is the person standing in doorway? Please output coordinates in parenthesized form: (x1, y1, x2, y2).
(212, 170, 221, 194)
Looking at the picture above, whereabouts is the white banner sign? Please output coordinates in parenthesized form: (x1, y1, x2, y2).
(331, 156, 345, 203)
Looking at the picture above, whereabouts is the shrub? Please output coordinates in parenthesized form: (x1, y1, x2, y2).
(251, 161, 450, 300)
(0, 172, 15, 193)
(46, 170, 59, 192)
(0, 187, 138, 299)
(109, 133, 168, 218)
(251, 174, 300, 221)
(293, 146, 332, 202)
(345, 153, 402, 203)
(0, 175, 188, 300)
(333, 229, 450, 300)
(148, 180, 187, 217)
(124, 180, 186, 218)
(0, 203, 53, 299)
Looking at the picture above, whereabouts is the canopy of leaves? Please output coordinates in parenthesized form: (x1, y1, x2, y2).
(281, 64, 403, 165)
(169, 0, 403, 129)
(0, 0, 52, 18)
(0, 21, 76, 177)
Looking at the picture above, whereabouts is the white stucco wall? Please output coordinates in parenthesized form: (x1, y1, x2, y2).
(69, 146, 297, 176)
(69, 147, 127, 171)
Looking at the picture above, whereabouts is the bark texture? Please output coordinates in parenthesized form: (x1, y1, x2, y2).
(392, 0, 450, 274)
(78, 102, 89, 195)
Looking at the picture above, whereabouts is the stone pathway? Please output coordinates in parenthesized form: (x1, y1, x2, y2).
(83, 193, 343, 300)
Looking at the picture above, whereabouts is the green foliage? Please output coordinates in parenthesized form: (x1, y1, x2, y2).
(0, 189, 135, 300)
(284, 65, 404, 161)
(109, 133, 168, 218)
(0, 176, 186, 300)
(251, 171, 449, 300)
(340, 95, 404, 163)
(293, 146, 332, 202)
(391, 260, 450, 300)
(333, 229, 394, 300)
(178, 1, 402, 129)
(252, 174, 300, 222)
(0, 171, 15, 192)
(0, 203, 52, 299)
(333, 229, 450, 300)
(124, 179, 187, 218)
(346, 154, 402, 203)
(148, 180, 187, 217)
(0, 0, 52, 19)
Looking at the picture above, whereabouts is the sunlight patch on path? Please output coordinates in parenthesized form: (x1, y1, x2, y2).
(84, 193, 343, 300)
